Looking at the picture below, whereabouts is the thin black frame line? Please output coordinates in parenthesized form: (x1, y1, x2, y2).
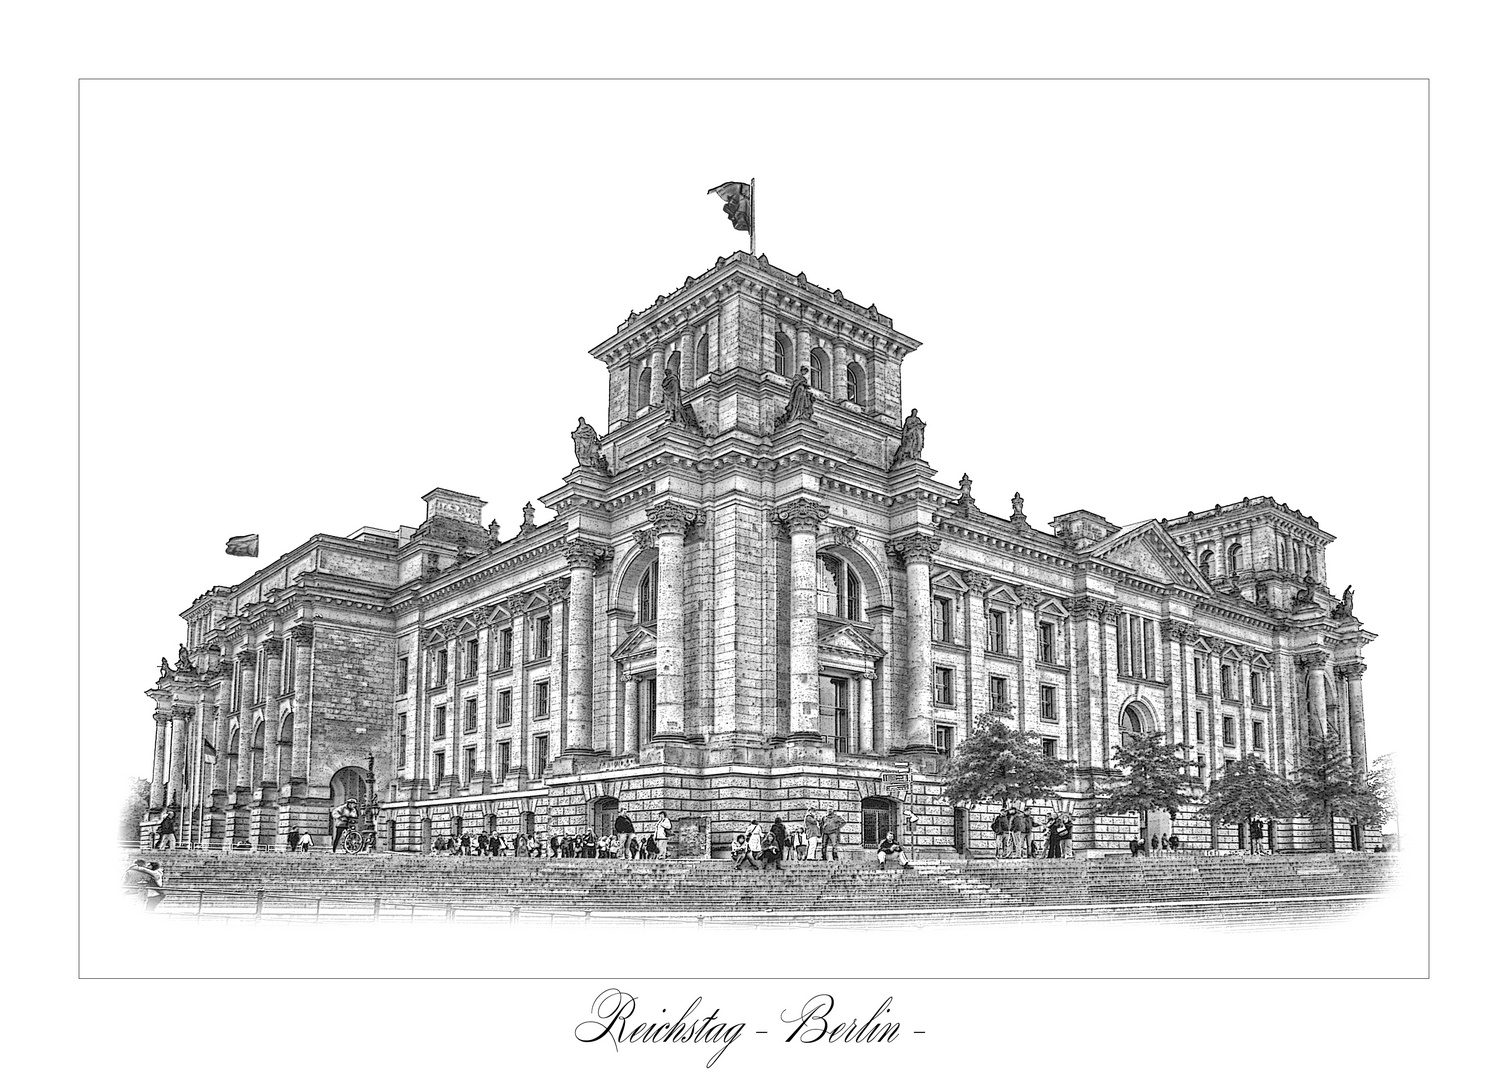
(75, 75, 1430, 982)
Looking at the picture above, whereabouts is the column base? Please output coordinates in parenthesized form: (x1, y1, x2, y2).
(556, 749, 606, 775)
(775, 734, 833, 767)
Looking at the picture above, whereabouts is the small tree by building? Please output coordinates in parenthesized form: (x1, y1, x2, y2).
(1293, 726, 1361, 852)
(1338, 753, 1394, 842)
(120, 777, 150, 843)
(1203, 754, 1296, 853)
(942, 715, 1068, 857)
(1094, 731, 1195, 850)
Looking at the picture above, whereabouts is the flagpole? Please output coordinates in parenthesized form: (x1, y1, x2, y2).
(749, 176, 756, 257)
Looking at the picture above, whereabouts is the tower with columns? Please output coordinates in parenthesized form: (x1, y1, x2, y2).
(144, 251, 1379, 856)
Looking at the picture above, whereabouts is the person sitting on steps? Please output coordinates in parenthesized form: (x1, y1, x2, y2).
(877, 832, 913, 870)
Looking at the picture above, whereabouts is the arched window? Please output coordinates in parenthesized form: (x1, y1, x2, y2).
(276, 715, 293, 786)
(809, 347, 830, 394)
(250, 721, 266, 785)
(694, 334, 710, 382)
(1227, 543, 1242, 573)
(637, 560, 659, 623)
(1119, 702, 1153, 748)
(773, 332, 793, 377)
(845, 361, 865, 406)
(636, 366, 651, 412)
(1199, 550, 1214, 579)
(817, 553, 864, 621)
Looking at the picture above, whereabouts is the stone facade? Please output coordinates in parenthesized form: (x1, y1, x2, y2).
(144, 251, 1379, 856)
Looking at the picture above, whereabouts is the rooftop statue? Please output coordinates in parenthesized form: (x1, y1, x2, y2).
(890, 408, 926, 468)
(661, 368, 705, 435)
(571, 416, 611, 473)
(774, 366, 816, 431)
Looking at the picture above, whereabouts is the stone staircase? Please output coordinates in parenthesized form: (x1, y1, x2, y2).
(128, 850, 1397, 923)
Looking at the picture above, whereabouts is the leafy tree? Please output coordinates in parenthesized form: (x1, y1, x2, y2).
(942, 714, 1068, 857)
(1292, 726, 1361, 852)
(1339, 753, 1394, 834)
(1094, 731, 1195, 849)
(119, 777, 150, 843)
(1203, 754, 1296, 853)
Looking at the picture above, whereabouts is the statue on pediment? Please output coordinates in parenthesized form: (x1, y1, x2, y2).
(890, 408, 926, 468)
(662, 368, 705, 435)
(1331, 585, 1355, 619)
(571, 417, 611, 473)
(159, 657, 172, 679)
(177, 645, 193, 670)
(1294, 574, 1317, 606)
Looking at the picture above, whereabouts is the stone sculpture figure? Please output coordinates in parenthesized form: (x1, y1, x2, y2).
(1294, 574, 1317, 606)
(661, 368, 705, 435)
(571, 416, 610, 472)
(774, 367, 816, 431)
(177, 645, 192, 670)
(890, 408, 926, 467)
(159, 657, 172, 679)
(1332, 585, 1355, 619)
(521, 502, 536, 532)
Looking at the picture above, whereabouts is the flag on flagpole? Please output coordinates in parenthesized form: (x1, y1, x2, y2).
(225, 533, 260, 557)
(708, 180, 754, 233)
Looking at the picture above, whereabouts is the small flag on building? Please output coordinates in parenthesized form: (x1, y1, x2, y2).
(226, 533, 260, 557)
(708, 179, 755, 253)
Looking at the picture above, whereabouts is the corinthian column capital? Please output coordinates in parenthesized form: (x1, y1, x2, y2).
(772, 497, 831, 533)
(646, 501, 700, 537)
(886, 534, 941, 565)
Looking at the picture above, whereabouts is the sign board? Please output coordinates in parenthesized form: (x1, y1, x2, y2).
(880, 770, 911, 798)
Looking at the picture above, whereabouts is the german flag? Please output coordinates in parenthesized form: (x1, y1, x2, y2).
(708, 181, 753, 233)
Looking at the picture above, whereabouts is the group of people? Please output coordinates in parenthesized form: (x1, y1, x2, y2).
(991, 806, 1076, 859)
(731, 808, 850, 869)
(123, 859, 167, 911)
(1129, 834, 1181, 856)
(431, 810, 676, 860)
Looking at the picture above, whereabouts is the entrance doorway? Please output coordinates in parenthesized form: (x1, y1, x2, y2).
(861, 796, 897, 847)
(593, 797, 620, 837)
(953, 807, 970, 854)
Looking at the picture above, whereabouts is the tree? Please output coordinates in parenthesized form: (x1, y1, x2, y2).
(1292, 726, 1362, 852)
(1339, 753, 1394, 836)
(1203, 754, 1296, 853)
(942, 715, 1068, 857)
(119, 777, 150, 844)
(1094, 731, 1195, 849)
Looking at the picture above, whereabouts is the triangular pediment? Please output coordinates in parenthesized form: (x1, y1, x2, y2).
(817, 622, 886, 660)
(610, 624, 657, 662)
(1088, 520, 1214, 594)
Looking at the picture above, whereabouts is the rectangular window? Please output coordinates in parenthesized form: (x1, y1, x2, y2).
(397, 656, 409, 695)
(1038, 622, 1056, 664)
(1040, 684, 1057, 720)
(1041, 737, 1058, 759)
(534, 734, 550, 778)
(433, 751, 445, 783)
(232, 662, 242, 710)
(1195, 710, 1205, 742)
(987, 610, 1007, 654)
(642, 678, 658, 740)
(500, 628, 514, 669)
(1252, 720, 1265, 751)
(1220, 664, 1234, 698)
(935, 724, 955, 757)
(932, 597, 955, 642)
(496, 740, 511, 775)
(824, 677, 852, 753)
(465, 638, 480, 678)
(1194, 656, 1207, 694)
(464, 697, 478, 733)
(463, 746, 477, 784)
(1198, 753, 1208, 785)
(933, 666, 955, 706)
(497, 689, 512, 725)
(434, 704, 447, 739)
(989, 675, 1009, 713)
(534, 680, 550, 717)
(1222, 715, 1236, 747)
(435, 648, 448, 686)
(534, 615, 551, 659)
(397, 713, 407, 768)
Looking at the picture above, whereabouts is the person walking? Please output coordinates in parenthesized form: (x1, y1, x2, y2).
(153, 809, 178, 851)
(803, 809, 821, 861)
(654, 811, 672, 859)
(820, 808, 845, 861)
(768, 816, 788, 871)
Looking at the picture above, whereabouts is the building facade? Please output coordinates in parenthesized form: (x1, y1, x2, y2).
(144, 251, 1378, 855)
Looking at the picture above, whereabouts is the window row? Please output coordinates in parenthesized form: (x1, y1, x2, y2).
(403, 620, 549, 694)
(430, 735, 546, 787)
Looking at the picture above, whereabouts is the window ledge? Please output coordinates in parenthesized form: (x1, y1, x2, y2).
(524, 656, 552, 669)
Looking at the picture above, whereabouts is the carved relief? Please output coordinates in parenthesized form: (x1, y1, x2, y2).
(646, 501, 701, 536)
(564, 539, 611, 570)
(772, 497, 831, 533)
(290, 624, 315, 647)
(962, 570, 992, 593)
(886, 534, 941, 564)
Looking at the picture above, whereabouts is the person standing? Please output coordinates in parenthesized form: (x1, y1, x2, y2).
(768, 816, 788, 871)
(654, 810, 672, 859)
(331, 799, 357, 852)
(1058, 814, 1074, 859)
(991, 809, 1009, 857)
(820, 808, 845, 861)
(1021, 807, 1036, 859)
(746, 820, 764, 866)
(614, 810, 634, 857)
(1045, 816, 1061, 859)
(803, 808, 821, 861)
(153, 809, 178, 851)
(1007, 806, 1025, 858)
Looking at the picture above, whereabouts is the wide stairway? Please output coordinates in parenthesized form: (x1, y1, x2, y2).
(128, 850, 1398, 925)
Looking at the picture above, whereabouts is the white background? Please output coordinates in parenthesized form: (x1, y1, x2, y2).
(6, 0, 1502, 1076)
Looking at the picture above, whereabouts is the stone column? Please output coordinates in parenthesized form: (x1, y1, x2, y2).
(564, 540, 608, 755)
(678, 328, 694, 382)
(1340, 661, 1368, 768)
(648, 501, 698, 740)
(623, 676, 639, 755)
(888, 534, 942, 751)
(649, 343, 667, 406)
(212, 666, 234, 795)
(169, 704, 193, 807)
(149, 707, 170, 811)
(776, 498, 830, 739)
(857, 672, 875, 755)
(796, 326, 813, 380)
(261, 638, 284, 785)
(1300, 652, 1328, 742)
(289, 624, 315, 784)
(963, 572, 990, 720)
(235, 650, 256, 789)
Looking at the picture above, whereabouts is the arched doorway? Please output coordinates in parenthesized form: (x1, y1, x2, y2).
(523, 810, 536, 837)
(1119, 701, 1171, 843)
(861, 796, 897, 848)
(952, 807, 970, 854)
(592, 797, 620, 837)
(420, 816, 432, 853)
(329, 765, 368, 807)
(486, 813, 498, 836)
